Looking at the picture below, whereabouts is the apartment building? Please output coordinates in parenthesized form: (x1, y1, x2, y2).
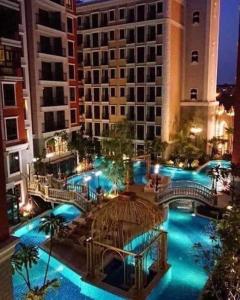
(76, 0, 220, 154)
(0, 0, 34, 218)
(25, 0, 81, 172)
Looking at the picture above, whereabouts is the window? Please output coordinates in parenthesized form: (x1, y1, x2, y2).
(137, 106, 144, 121)
(137, 47, 145, 63)
(120, 87, 125, 97)
(68, 41, 74, 57)
(9, 152, 20, 174)
(137, 125, 144, 140)
(156, 86, 162, 97)
(190, 89, 198, 100)
(191, 51, 199, 63)
(157, 2, 163, 13)
(71, 109, 77, 124)
(120, 68, 125, 78)
(120, 48, 125, 59)
(2, 83, 16, 106)
(109, 10, 115, 21)
(110, 87, 115, 97)
(110, 105, 116, 114)
(94, 123, 100, 136)
(137, 27, 145, 43)
(156, 107, 161, 116)
(5, 118, 18, 141)
(69, 64, 75, 79)
(137, 67, 144, 82)
(156, 126, 161, 136)
(120, 29, 125, 39)
(120, 106, 125, 115)
(110, 30, 115, 40)
(156, 65, 162, 77)
(157, 45, 162, 56)
(192, 11, 200, 24)
(110, 49, 115, 60)
(110, 69, 115, 78)
(119, 8, 125, 19)
(94, 106, 100, 119)
(67, 17, 73, 33)
(69, 87, 75, 101)
(157, 24, 163, 35)
(137, 87, 144, 102)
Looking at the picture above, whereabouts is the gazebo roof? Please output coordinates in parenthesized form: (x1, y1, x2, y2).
(91, 192, 163, 250)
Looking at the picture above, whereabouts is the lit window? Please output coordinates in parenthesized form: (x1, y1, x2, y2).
(191, 51, 199, 63)
(190, 89, 198, 100)
(193, 11, 200, 24)
(9, 152, 20, 174)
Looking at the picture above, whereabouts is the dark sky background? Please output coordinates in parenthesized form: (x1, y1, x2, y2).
(218, 0, 240, 84)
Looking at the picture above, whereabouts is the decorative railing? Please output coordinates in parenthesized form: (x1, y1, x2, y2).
(157, 181, 217, 207)
(27, 177, 93, 212)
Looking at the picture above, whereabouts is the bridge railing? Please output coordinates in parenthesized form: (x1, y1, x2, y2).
(157, 181, 216, 206)
(27, 177, 92, 212)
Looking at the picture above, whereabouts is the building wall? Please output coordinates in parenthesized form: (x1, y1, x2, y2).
(181, 0, 220, 143)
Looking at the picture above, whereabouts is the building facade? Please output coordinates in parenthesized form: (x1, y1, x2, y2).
(76, 0, 220, 154)
(0, 0, 34, 218)
(25, 0, 80, 172)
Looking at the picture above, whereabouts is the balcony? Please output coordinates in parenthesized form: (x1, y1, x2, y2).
(102, 113, 109, 119)
(127, 95, 135, 102)
(102, 76, 108, 83)
(85, 112, 92, 118)
(146, 95, 155, 102)
(41, 96, 68, 107)
(127, 113, 135, 121)
(85, 76, 92, 84)
(146, 114, 155, 122)
(36, 14, 65, 32)
(39, 71, 67, 81)
(101, 39, 108, 47)
(83, 21, 90, 30)
(147, 75, 155, 82)
(101, 58, 108, 65)
(38, 43, 66, 57)
(147, 55, 156, 62)
(85, 95, 92, 102)
(84, 59, 91, 66)
(0, 61, 22, 77)
(42, 120, 69, 133)
(49, 0, 64, 5)
(127, 14, 135, 23)
(102, 95, 109, 102)
(147, 11, 156, 20)
(147, 34, 156, 41)
(127, 56, 135, 64)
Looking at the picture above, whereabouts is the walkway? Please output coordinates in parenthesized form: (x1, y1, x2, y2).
(27, 175, 94, 212)
(156, 181, 217, 207)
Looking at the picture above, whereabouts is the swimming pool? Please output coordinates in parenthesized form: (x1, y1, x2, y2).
(12, 205, 212, 300)
(67, 160, 231, 192)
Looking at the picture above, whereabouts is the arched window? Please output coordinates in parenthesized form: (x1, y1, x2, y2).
(192, 11, 200, 24)
(190, 89, 198, 100)
(191, 51, 199, 63)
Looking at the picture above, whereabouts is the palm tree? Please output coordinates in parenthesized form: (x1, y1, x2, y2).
(11, 243, 39, 290)
(39, 214, 65, 286)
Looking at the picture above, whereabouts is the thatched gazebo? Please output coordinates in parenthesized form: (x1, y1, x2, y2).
(86, 192, 168, 296)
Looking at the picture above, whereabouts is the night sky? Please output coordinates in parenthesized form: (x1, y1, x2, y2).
(218, 0, 240, 84)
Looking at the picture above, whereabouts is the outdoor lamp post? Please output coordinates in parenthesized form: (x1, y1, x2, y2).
(154, 164, 160, 192)
(84, 175, 92, 200)
(95, 170, 102, 188)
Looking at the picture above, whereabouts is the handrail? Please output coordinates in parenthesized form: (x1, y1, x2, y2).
(28, 177, 92, 212)
(157, 181, 216, 207)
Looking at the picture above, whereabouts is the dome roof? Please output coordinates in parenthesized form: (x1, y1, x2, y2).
(91, 192, 163, 250)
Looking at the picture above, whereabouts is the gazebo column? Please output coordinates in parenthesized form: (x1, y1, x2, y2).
(135, 254, 143, 291)
(159, 232, 168, 269)
(86, 237, 95, 278)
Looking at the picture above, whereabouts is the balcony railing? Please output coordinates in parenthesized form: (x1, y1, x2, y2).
(42, 120, 69, 133)
(38, 43, 66, 57)
(36, 14, 65, 32)
(39, 71, 67, 81)
(41, 96, 68, 107)
(50, 0, 64, 5)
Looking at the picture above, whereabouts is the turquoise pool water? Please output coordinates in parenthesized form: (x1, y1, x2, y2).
(67, 160, 231, 192)
(12, 205, 212, 300)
